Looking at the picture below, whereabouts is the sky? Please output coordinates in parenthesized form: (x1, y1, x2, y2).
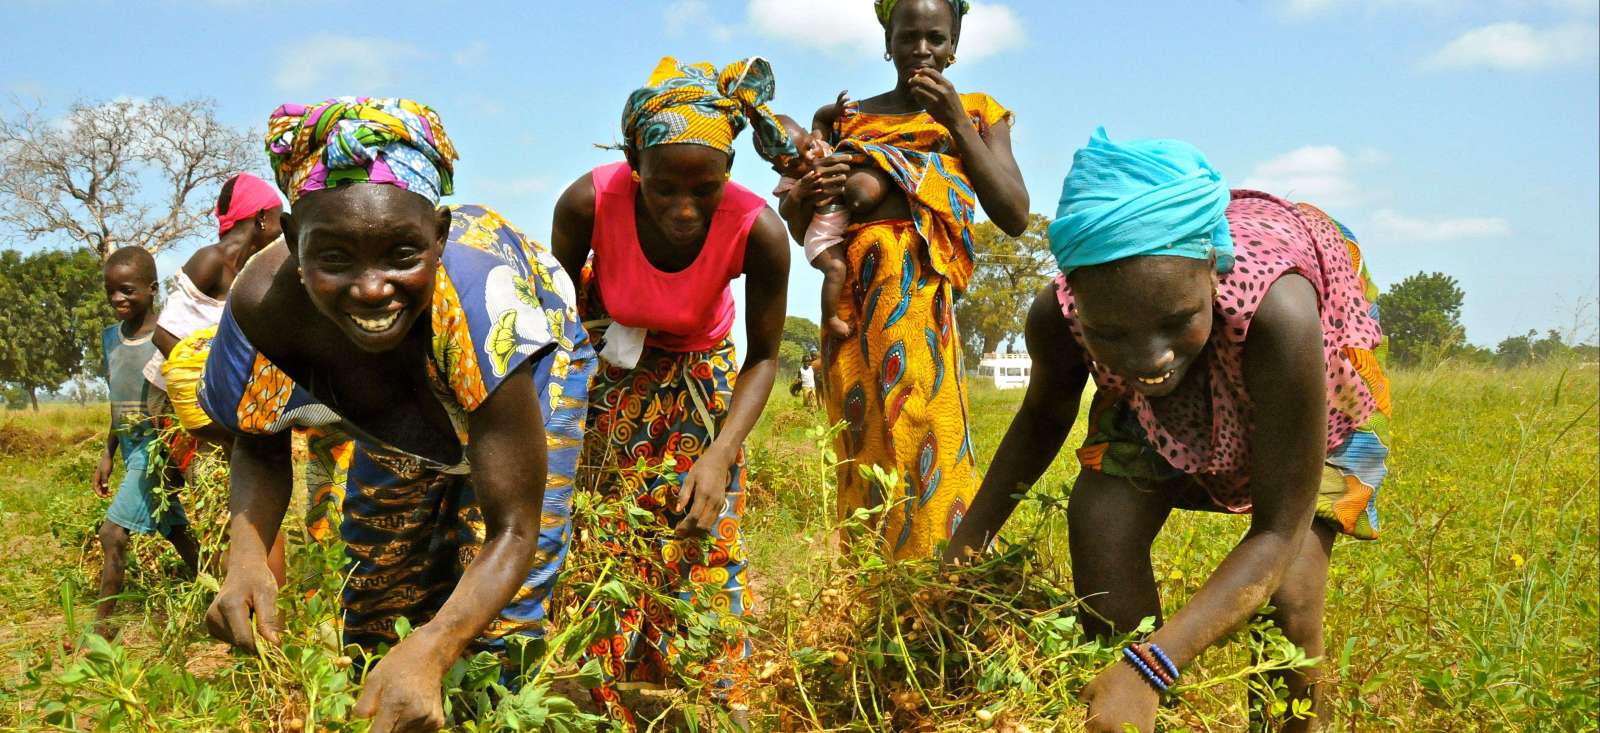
(2, 0, 1596, 351)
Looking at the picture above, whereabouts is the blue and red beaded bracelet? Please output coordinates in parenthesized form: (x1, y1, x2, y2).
(1122, 642, 1181, 693)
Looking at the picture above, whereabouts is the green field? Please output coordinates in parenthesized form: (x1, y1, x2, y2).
(1, 364, 1595, 730)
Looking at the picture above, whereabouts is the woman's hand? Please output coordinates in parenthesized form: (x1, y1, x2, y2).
(675, 446, 734, 536)
(204, 557, 280, 653)
(806, 152, 865, 203)
(908, 68, 968, 132)
(789, 168, 829, 209)
(1082, 660, 1160, 733)
(352, 631, 450, 733)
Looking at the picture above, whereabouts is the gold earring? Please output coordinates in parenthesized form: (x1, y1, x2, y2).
(296, 266, 304, 282)
(630, 170, 641, 183)
(948, 55, 956, 65)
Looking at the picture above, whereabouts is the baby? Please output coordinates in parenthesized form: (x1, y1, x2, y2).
(772, 95, 893, 339)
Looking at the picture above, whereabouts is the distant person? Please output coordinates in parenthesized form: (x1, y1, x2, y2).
(143, 171, 304, 584)
(199, 97, 594, 733)
(947, 128, 1391, 733)
(550, 56, 792, 728)
(798, 351, 818, 409)
(781, 0, 1030, 559)
(92, 246, 199, 638)
(145, 172, 283, 400)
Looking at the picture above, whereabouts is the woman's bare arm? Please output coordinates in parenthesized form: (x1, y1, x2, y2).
(550, 174, 597, 284)
(1143, 274, 1327, 668)
(945, 286, 1087, 560)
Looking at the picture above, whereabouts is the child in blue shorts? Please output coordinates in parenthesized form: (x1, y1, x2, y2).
(92, 246, 199, 638)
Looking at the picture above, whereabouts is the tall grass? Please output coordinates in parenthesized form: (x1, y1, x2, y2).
(0, 363, 1594, 730)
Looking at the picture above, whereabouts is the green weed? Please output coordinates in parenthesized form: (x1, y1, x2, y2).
(0, 363, 1594, 730)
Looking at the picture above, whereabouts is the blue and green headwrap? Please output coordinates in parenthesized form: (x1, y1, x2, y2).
(1047, 127, 1235, 275)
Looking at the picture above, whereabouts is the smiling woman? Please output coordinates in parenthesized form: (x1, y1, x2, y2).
(947, 128, 1392, 733)
(195, 97, 596, 733)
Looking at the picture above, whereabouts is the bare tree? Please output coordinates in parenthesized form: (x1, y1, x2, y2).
(0, 96, 256, 259)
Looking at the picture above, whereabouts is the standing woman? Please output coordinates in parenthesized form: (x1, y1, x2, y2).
(200, 97, 594, 733)
(550, 57, 792, 726)
(785, 0, 1028, 558)
(948, 129, 1391, 732)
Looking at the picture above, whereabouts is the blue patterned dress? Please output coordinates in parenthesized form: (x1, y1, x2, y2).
(199, 205, 595, 651)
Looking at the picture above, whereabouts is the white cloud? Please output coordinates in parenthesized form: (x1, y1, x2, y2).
(1240, 145, 1365, 207)
(476, 176, 550, 198)
(745, 0, 881, 55)
(457, 92, 506, 118)
(954, 3, 1025, 60)
(452, 40, 490, 68)
(667, 0, 736, 42)
(1538, 0, 1600, 15)
(1284, 0, 1599, 17)
(1371, 209, 1512, 241)
(744, 0, 1023, 60)
(1281, 0, 1449, 17)
(1422, 21, 1598, 70)
(274, 34, 423, 94)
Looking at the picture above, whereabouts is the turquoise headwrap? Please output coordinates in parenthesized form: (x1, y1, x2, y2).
(1047, 127, 1234, 275)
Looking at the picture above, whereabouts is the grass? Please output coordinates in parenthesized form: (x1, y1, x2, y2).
(0, 363, 1595, 730)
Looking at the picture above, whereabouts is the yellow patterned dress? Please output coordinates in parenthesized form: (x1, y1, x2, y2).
(821, 93, 1013, 559)
(164, 312, 354, 548)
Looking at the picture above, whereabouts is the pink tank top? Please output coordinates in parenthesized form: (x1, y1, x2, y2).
(589, 161, 762, 352)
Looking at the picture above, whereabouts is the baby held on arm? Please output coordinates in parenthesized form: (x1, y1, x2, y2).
(772, 100, 892, 340)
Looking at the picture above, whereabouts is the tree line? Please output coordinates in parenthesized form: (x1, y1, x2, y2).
(779, 225, 1595, 376)
(0, 96, 1589, 409)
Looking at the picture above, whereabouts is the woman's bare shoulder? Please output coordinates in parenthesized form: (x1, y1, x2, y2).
(227, 241, 291, 330)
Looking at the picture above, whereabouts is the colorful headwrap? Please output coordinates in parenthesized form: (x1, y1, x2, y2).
(214, 172, 282, 236)
(265, 97, 458, 205)
(874, 0, 970, 28)
(620, 56, 796, 166)
(1048, 127, 1235, 275)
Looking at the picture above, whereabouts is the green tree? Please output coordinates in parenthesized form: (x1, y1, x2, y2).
(0, 96, 255, 258)
(0, 248, 107, 409)
(955, 213, 1055, 360)
(780, 315, 821, 373)
(1376, 272, 1466, 366)
(1497, 329, 1575, 368)
(1495, 330, 1536, 368)
(1453, 343, 1496, 367)
(1532, 329, 1570, 361)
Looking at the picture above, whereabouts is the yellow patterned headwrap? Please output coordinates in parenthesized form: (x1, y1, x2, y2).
(620, 56, 796, 166)
(874, 0, 970, 28)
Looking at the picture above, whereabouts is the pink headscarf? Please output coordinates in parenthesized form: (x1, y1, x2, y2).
(215, 173, 283, 236)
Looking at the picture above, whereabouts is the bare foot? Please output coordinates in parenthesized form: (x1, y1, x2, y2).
(825, 316, 852, 339)
(92, 622, 118, 642)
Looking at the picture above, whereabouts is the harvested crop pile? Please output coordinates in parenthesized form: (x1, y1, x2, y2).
(754, 507, 1314, 732)
(757, 527, 1105, 732)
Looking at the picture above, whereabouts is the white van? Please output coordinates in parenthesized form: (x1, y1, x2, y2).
(975, 352, 1032, 390)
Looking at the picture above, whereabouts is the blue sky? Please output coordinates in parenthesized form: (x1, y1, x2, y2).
(3, 0, 1596, 349)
